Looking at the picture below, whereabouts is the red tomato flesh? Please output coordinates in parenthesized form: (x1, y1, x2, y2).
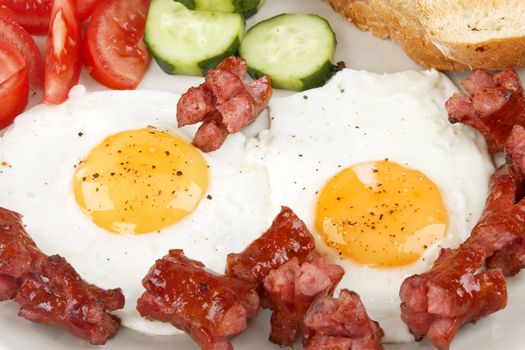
(43, 0, 81, 104)
(77, 0, 98, 22)
(0, 0, 98, 35)
(84, 0, 151, 90)
(0, 0, 50, 35)
(0, 40, 29, 129)
(0, 13, 43, 90)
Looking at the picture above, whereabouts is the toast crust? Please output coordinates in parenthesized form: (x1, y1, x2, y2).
(325, 0, 469, 71)
(416, 0, 525, 69)
(368, 0, 468, 71)
(326, 0, 390, 38)
(429, 37, 525, 70)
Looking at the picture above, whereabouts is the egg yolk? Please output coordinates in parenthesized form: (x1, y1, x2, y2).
(73, 129, 208, 234)
(315, 160, 448, 267)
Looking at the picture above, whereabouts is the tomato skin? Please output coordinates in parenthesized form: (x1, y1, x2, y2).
(0, 68, 29, 129)
(77, 0, 98, 22)
(43, 0, 81, 104)
(0, 13, 43, 90)
(0, 0, 98, 35)
(84, 0, 151, 90)
(0, 0, 51, 35)
(0, 41, 29, 129)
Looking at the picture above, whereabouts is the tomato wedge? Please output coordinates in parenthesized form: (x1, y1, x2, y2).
(44, 0, 81, 104)
(0, 0, 98, 35)
(0, 13, 43, 90)
(77, 0, 98, 22)
(0, 0, 50, 35)
(84, 0, 151, 90)
(0, 41, 29, 129)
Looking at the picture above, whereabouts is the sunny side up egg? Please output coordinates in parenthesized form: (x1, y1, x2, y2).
(246, 69, 495, 342)
(0, 88, 273, 336)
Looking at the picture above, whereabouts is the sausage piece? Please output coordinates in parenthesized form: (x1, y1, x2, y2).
(137, 249, 259, 350)
(446, 69, 525, 153)
(15, 255, 125, 345)
(176, 56, 272, 152)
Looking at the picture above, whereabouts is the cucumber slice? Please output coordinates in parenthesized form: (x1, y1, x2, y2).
(176, 0, 235, 12)
(174, 0, 265, 18)
(145, 0, 245, 76)
(240, 13, 337, 91)
(234, 0, 265, 18)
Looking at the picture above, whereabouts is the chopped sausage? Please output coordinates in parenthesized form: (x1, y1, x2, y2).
(216, 56, 248, 80)
(263, 252, 344, 346)
(0, 207, 125, 344)
(205, 69, 246, 105)
(461, 69, 497, 94)
(218, 76, 273, 133)
(504, 125, 525, 181)
(427, 268, 506, 350)
(484, 126, 525, 275)
(225, 206, 316, 301)
(15, 255, 125, 345)
(487, 236, 525, 276)
(246, 76, 273, 116)
(399, 166, 518, 349)
(303, 289, 384, 350)
(192, 113, 229, 153)
(176, 84, 215, 127)
(0, 207, 45, 300)
(176, 56, 272, 152)
(446, 69, 525, 153)
(218, 91, 257, 133)
(136, 249, 259, 350)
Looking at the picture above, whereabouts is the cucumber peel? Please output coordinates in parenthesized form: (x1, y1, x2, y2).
(240, 13, 337, 91)
(174, 0, 264, 18)
(145, 0, 245, 76)
(234, 0, 265, 18)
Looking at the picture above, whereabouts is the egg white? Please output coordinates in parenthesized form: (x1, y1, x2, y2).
(0, 87, 273, 336)
(246, 69, 495, 342)
(0, 71, 496, 342)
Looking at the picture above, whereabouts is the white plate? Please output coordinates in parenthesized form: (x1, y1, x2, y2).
(2, 0, 525, 349)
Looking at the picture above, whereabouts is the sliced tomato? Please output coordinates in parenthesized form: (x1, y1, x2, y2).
(0, 0, 98, 35)
(0, 0, 51, 35)
(0, 13, 43, 90)
(84, 0, 151, 90)
(77, 0, 98, 22)
(44, 0, 81, 104)
(0, 41, 29, 129)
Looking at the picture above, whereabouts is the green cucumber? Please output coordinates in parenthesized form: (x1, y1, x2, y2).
(239, 13, 337, 91)
(145, 0, 245, 76)
(234, 0, 265, 18)
(175, 0, 235, 12)
(174, 0, 265, 18)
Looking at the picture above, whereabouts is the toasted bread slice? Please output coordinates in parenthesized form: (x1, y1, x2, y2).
(326, 0, 390, 39)
(325, 0, 467, 71)
(368, 0, 467, 71)
(417, 0, 525, 69)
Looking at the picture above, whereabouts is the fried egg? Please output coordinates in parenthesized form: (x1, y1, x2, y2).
(246, 69, 495, 342)
(0, 87, 272, 336)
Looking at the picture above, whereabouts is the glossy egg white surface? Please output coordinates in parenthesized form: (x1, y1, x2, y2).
(246, 68, 494, 342)
(1, 0, 525, 349)
(0, 88, 273, 336)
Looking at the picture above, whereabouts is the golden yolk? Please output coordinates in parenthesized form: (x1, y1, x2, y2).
(315, 160, 448, 267)
(73, 129, 208, 234)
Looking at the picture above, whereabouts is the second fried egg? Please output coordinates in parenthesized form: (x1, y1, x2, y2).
(246, 69, 494, 342)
